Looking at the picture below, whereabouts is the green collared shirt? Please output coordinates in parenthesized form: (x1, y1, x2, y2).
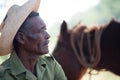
(0, 51, 67, 80)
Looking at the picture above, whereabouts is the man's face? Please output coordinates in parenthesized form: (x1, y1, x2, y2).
(23, 16, 50, 55)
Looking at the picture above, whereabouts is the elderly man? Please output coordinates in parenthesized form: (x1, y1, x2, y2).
(0, 0, 67, 80)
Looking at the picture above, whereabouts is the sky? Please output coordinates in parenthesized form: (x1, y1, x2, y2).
(0, 0, 100, 28)
(40, 0, 100, 28)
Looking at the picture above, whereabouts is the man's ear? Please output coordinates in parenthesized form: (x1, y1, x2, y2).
(15, 32, 26, 44)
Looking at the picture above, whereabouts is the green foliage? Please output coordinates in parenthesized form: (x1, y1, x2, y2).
(69, 0, 120, 27)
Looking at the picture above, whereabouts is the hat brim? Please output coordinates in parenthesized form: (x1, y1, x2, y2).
(0, 0, 40, 55)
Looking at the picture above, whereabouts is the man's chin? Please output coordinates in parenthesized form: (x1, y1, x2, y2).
(40, 50, 49, 55)
(44, 46, 49, 53)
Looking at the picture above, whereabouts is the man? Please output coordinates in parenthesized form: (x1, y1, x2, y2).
(0, 0, 67, 80)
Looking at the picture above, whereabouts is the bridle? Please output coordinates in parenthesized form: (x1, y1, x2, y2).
(70, 25, 106, 79)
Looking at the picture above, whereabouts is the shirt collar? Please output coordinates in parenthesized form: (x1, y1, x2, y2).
(8, 50, 27, 75)
(4, 50, 47, 73)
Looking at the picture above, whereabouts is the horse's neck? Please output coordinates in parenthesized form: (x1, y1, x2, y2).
(101, 24, 120, 53)
(95, 23, 120, 75)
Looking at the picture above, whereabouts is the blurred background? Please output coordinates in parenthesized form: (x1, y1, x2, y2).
(0, 0, 120, 80)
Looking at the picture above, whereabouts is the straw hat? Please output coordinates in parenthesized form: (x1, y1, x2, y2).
(0, 0, 40, 56)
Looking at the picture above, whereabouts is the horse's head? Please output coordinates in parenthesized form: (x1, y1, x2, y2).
(53, 21, 87, 80)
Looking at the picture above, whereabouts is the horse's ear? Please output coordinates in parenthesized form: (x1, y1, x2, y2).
(60, 20, 68, 36)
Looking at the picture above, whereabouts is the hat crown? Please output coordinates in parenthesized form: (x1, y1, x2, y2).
(0, 0, 40, 55)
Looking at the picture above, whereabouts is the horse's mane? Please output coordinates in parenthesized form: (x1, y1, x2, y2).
(71, 19, 120, 68)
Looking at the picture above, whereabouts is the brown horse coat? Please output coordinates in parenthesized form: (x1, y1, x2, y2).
(53, 19, 120, 80)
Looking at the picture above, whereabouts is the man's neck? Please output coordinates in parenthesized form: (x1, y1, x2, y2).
(17, 51, 39, 75)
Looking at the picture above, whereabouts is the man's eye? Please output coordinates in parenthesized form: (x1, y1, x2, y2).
(40, 30, 45, 33)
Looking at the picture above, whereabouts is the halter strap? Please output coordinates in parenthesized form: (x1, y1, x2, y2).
(70, 25, 106, 68)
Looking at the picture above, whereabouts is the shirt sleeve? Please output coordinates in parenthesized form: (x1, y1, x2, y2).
(53, 59, 67, 80)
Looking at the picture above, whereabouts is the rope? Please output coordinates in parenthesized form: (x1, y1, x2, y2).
(70, 26, 105, 68)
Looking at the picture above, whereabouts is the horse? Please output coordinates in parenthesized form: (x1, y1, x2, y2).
(53, 19, 120, 80)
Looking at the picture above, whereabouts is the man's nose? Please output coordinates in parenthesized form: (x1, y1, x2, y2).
(46, 32, 50, 39)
